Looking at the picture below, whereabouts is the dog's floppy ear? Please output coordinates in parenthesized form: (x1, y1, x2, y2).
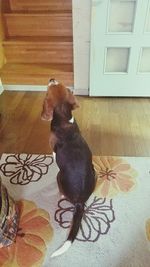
(41, 98, 54, 121)
(67, 91, 79, 110)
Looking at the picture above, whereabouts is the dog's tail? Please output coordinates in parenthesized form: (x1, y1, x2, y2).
(51, 203, 84, 258)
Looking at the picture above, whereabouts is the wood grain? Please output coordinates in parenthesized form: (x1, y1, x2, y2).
(4, 13, 73, 37)
(1, 91, 150, 156)
(9, 0, 72, 11)
(3, 37, 73, 64)
(0, 63, 73, 85)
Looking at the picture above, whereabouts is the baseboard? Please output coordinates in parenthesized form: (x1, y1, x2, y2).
(0, 86, 4, 94)
(3, 84, 89, 96)
(3, 84, 47, 91)
(0, 80, 4, 94)
(74, 88, 88, 95)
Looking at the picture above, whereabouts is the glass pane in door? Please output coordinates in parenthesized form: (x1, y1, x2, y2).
(108, 0, 137, 32)
(139, 48, 150, 72)
(105, 47, 130, 72)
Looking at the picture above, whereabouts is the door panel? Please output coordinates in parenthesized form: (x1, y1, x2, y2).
(90, 0, 150, 96)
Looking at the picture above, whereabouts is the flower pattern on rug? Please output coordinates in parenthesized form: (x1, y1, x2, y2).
(93, 156, 137, 198)
(55, 196, 115, 242)
(0, 200, 53, 267)
(0, 154, 53, 185)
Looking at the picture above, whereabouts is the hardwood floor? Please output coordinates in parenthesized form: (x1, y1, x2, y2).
(0, 90, 150, 156)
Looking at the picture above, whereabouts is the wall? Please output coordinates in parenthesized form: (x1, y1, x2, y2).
(72, 0, 91, 95)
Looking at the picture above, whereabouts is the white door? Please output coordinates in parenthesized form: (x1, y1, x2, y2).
(90, 0, 150, 97)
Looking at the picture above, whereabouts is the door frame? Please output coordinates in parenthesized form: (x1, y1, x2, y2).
(72, 0, 91, 95)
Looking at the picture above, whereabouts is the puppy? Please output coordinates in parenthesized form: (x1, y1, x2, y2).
(41, 79, 96, 257)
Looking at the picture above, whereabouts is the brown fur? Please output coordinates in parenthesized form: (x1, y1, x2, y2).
(41, 83, 79, 121)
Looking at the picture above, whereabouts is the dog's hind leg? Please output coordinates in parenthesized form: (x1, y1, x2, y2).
(57, 172, 65, 198)
(53, 152, 56, 161)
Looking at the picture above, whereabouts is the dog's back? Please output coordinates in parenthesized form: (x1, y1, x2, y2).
(54, 123, 95, 204)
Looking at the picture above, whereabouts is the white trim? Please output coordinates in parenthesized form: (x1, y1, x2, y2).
(0, 85, 4, 94)
(3, 84, 74, 91)
(2, 86, 88, 96)
(74, 88, 88, 96)
(3, 84, 87, 96)
(0, 86, 3, 94)
(0, 79, 4, 94)
(3, 84, 48, 91)
(72, 0, 91, 95)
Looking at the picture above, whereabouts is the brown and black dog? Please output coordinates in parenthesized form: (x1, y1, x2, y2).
(41, 79, 96, 257)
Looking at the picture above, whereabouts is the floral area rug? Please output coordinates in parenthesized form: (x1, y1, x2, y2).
(0, 154, 150, 267)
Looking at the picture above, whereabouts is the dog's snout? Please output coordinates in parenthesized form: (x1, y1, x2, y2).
(49, 78, 55, 83)
(48, 79, 59, 86)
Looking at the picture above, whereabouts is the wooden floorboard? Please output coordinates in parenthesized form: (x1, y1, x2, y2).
(0, 91, 150, 156)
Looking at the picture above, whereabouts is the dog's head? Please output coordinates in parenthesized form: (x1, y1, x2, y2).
(41, 79, 79, 121)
